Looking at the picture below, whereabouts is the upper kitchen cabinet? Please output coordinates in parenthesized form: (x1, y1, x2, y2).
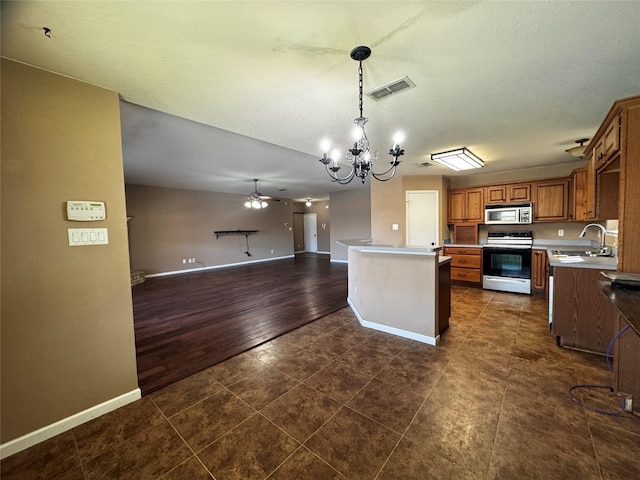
(532, 178, 570, 222)
(594, 113, 621, 171)
(583, 95, 640, 273)
(571, 167, 589, 221)
(485, 183, 531, 205)
(448, 187, 484, 223)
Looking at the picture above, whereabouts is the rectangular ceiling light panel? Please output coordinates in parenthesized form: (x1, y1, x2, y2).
(430, 148, 484, 171)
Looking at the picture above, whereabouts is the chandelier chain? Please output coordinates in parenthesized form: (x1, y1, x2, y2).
(358, 61, 364, 119)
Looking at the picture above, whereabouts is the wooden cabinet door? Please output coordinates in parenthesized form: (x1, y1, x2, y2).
(465, 188, 484, 222)
(572, 168, 588, 221)
(552, 267, 616, 353)
(448, 188, 484, 223)
(453, 223, 478, 244)
(533, 179, 570, 221)
(509, 184, 531, 202)
(485, 186, 507, 204)
(531, 249, 547, 291)
(448, 190, 466, 222)
(594, 114, 620, 171)
(586, 154, 597, 220)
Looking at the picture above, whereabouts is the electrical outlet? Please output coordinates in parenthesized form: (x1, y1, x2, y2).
(270, 249, 274, 254)
(182, 259, 187, 264)
(558, 229, 564, 237)
(623, 395, 633, 413)
(191, 257, 196, 263)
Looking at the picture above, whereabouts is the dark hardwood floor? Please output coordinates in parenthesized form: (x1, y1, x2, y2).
(132, 254, 348, 394)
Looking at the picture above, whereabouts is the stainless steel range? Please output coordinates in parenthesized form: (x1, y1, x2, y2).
(482, 231, 533, 294)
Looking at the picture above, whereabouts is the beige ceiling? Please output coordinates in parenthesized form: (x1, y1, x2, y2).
(2, 1, 640, 201)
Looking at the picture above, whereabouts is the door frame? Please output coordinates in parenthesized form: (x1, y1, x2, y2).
(405, 190, 439, 246)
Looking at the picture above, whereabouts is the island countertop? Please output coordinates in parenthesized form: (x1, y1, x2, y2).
(337, 239, 442, 255)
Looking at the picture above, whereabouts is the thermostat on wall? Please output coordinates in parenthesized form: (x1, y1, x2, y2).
(67, 200, 106, 221)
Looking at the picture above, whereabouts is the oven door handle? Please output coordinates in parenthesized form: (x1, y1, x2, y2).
(484, 276, 529, 283)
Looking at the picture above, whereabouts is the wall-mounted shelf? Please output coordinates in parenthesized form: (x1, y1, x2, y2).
(214, 230, 258, 239)
(214, 230, 258, 256)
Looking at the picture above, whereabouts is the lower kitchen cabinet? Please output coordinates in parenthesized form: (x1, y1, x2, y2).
(613, 312, 640, 412)
(552, 267, 617, 353)
(443, 246, 482, 285)
(531, 248, 548, 293)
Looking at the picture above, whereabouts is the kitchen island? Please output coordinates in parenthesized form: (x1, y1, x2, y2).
(338, 240, 448, 345)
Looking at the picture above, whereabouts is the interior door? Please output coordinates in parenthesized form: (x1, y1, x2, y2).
(303, 213, 318, 252)
(406, 190, 439, 246)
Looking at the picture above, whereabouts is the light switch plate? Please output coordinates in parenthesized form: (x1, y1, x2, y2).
(68, 228, 109, 246)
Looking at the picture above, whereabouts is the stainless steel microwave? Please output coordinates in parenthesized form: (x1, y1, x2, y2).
(485, 203, 533, 224)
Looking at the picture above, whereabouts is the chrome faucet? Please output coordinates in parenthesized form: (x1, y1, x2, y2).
(579, 223, 609, 255)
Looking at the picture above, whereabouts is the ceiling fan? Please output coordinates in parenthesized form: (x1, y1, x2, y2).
(244, 179, 277, 209)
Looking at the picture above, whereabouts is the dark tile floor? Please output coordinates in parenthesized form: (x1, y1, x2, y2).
(3, 286, 639, 479)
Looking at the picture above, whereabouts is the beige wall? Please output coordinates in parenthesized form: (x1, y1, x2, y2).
(329, 188, 372, 261)
(370, 175, 450, 246)
(480, 222, 603, 243)
(1, 59, 139, 443)
(126, 184, 295, 274)
(449, 161, 586, 188)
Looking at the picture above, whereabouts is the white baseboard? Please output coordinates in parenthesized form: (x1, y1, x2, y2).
(0, 388, 141, 460)
(347, 298, 439, 346)
(145, 255, 294, 278)
(330, 258, 348, 264)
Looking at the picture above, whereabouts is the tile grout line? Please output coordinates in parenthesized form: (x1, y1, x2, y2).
(150, 395, 217, 479)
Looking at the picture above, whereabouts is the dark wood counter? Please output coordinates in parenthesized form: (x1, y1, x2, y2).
(597, 281, 640, 413)
(597, 281, 640, 337)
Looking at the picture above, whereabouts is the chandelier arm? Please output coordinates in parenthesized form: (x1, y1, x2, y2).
(371, 167, 399, 182)
(325, 163, 356, 184)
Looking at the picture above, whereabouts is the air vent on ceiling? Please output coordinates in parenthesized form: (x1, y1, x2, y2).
(416, 161, 433, 167)
(367, 76, 416, 100)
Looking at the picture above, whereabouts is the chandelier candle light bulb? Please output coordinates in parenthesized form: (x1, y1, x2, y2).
(319, 45, 405, 184)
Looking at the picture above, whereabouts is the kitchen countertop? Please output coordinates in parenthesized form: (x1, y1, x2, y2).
(544, 246, 617, 270)
(337, 239, 442, 256)
(597, 281, 640, 337)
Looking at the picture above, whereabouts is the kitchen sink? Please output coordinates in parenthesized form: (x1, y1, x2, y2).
(551, 249, 607, 257)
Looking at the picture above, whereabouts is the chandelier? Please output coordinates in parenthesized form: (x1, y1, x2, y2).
(319, 46, 404, 184)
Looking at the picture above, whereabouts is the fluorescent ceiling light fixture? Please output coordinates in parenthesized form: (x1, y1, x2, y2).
(430, 148, 484, 171)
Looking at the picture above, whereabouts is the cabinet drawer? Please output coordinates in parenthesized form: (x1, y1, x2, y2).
(450, 255, 482, 269)
(444, 247, 481, 256)
(451, 267, 482, 283)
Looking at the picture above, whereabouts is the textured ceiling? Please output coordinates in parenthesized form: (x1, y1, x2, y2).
(2, 1, 640, 201)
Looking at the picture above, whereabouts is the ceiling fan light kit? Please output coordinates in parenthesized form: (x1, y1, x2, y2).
(244, 179, 269, 209)
(430, 147, 484, 171)
(319, 46, 405, 184)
